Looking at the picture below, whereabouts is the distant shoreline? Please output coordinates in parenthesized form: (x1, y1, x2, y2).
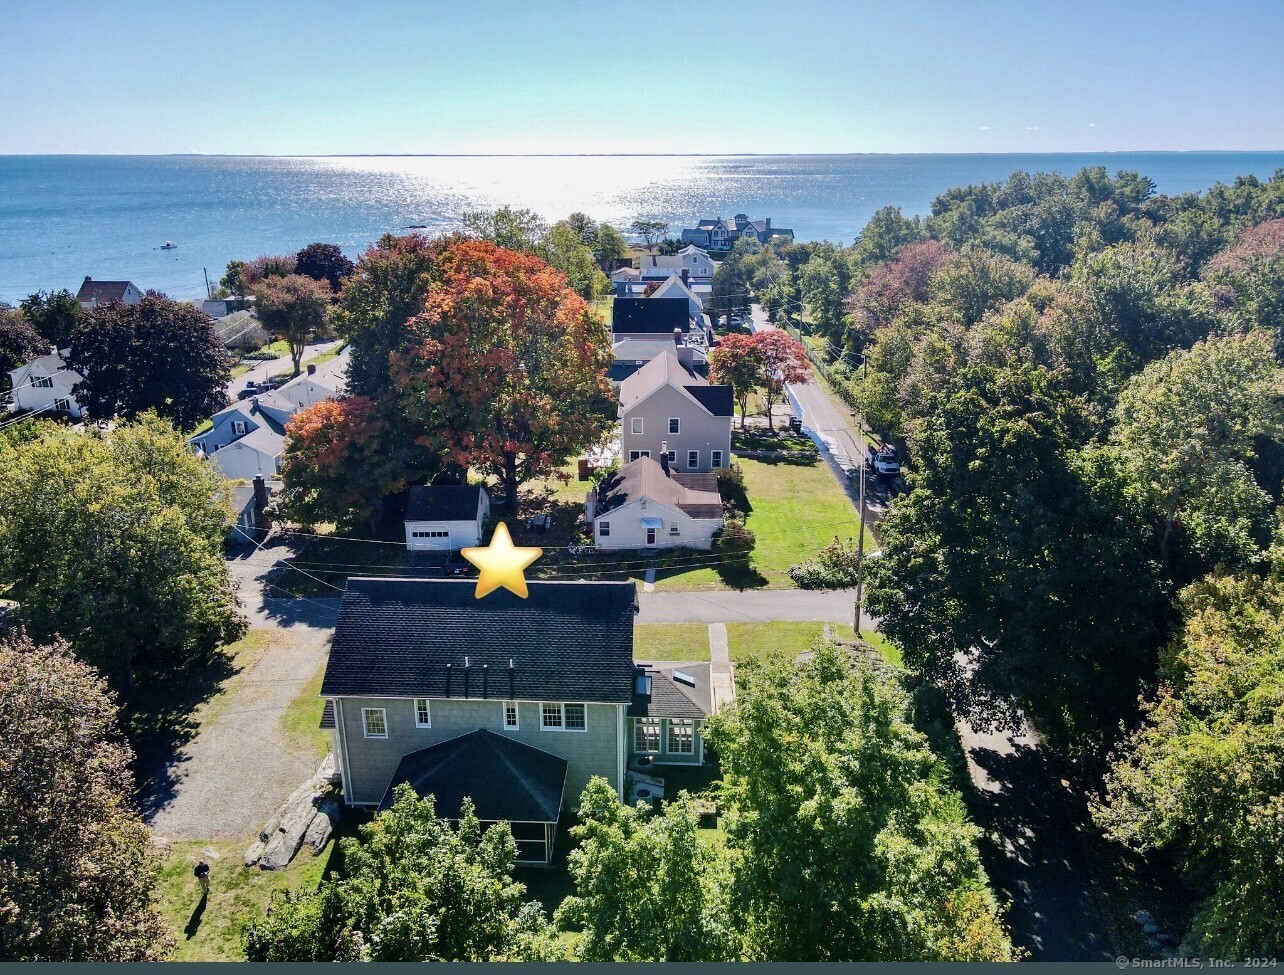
(3, 150, 1284, 159)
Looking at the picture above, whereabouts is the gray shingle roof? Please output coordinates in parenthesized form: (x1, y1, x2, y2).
(321, 578, 638, 703)
(405, 484, 484, 522)
(595, 457, 723, 520)
(632, 663, 713, 718)
(685, 385, 733, 417)
(379, 729, 567, 822)
(612, 297, 690, 334)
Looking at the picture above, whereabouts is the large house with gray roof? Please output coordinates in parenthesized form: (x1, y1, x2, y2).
(617, 349, 732, 471)
(320, 577, 714, 863)
(680, 214, 794, 249)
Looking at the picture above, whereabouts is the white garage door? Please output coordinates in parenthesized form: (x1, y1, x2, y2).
(408, 524, 452, 551)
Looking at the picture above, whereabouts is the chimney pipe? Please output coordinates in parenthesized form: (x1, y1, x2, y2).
(673, 327, 682, 346)
(252, 475, 269, 514)
(765, 217, 771, 230)
(660, 442, 670, 476)
(307, 363, 316, 375)
(681, 268, 689, 285)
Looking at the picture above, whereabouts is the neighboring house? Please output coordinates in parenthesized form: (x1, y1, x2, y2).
(649, 272, 704, 319)
(637, 248, 715, 283)
(227, 476, 272, 544)
(610, 266, 641, 296)
(610, 339, 706, 384)
(617, 350, 733, 471)
(76, 277, 143, 308)
(190, 397, 289, 479)
(7, 350, 83, 419)
(404, 484, 491, 552)
(611, 296, 692, 343)
(319, 578, 645, 863)
(271, 352, 350, 411)
(680, 215, 794, 248)
(587, 456, 723, 550)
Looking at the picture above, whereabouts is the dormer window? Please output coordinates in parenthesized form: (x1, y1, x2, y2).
(232, 420, 247, 436)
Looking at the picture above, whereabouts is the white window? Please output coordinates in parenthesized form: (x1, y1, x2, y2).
(362, 707, 387, 738)
(634, 718, 661, 753)
(598, 521, 610, 538)
(32, 376, 53, 389)
(415, 699, 431, 728)
(667, 718, 695, 754)
(411, 529, 450, 539)
(668, 418, 680, 434)
(53, 398, 70, 413)
(503, 701, 519, 730)
(688, 450, 699, 469)
(631, 417, 644, 435)
(670, 523, 680, 535)
(646, 527, 657, 546)
(665, 450, 677, 464)
(232, 420, 247, 436)
(711, 450, 724, 468)
(629, 450, 651, 462)
(541, 702, 587, 731)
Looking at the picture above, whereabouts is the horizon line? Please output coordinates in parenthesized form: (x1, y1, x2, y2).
(3, 149, 1284, 159)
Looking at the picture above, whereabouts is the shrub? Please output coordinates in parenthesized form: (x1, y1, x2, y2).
(716, 462, 748, 511)
(789, 536, 863, 589)
(714, 515, 756, 554)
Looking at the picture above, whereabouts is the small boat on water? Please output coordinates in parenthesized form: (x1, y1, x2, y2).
(161, 240, 177, 249)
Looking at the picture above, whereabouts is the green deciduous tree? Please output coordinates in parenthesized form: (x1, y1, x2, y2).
(0, 416, 245, 691)
(541, 222, 609, 300)
(19, 288, 83, 346)
(706, 643, 1019, 961)
(294, 242, 356, 292)
(0, 634, 172, 961)
(594, 222, 631, 262)
(66, 292, 231, 428)
(1095, 524, 1284, 957)
(556, 779, 738, 961)
(629, 219, 669, 252)
(928, 246, 1035, 327)
(243, 784, 552, 961)
(255, 273, 331, 377)
(462, 205, 547, 252)
(1111, 329, 1284, 574)
(0, 307, 46, 390)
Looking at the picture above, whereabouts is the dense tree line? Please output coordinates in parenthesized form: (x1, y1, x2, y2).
(761, 167, 1284, 954)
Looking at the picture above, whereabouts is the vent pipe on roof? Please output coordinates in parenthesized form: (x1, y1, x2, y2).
(464, 655, 469, 668)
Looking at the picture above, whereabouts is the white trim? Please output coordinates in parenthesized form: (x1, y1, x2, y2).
(540, 701, 588, 732)
(633, 716, 661, 753)
(414, 698, 432, 728)
(362, 707, 388, 738)
(668, 417, 681, 434)
(631, 416, 644, 435)
(616, 704, 626, 800)
(502, 700, 519, 731)
(711, 450, 724, 468)
(337, 700, 354, 805)
(687, 449, 699, 469)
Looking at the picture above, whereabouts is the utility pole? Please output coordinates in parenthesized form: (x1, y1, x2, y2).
(854, 454, 867, 636)
(203, 267, 211, 299)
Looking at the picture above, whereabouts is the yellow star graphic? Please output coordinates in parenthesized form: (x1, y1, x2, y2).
(460, 521, 542, 599)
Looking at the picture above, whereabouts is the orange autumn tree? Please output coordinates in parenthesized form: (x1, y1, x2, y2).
(279, 396, 404, 529)
(391, 240, 614, 512)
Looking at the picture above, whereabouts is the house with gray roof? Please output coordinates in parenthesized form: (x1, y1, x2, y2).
(680, 214, 794, 249)
(588, 456, 723, 550)
(319, 577, 716, 863)
(6, 350, 84, 419)
(617, 349, 733, 471)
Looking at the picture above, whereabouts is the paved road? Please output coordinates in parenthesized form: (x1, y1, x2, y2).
(225, 338, 343, 400)
(639, 587, 877, 630)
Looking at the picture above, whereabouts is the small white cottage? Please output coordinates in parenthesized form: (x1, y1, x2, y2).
(404, 484, 491, 552)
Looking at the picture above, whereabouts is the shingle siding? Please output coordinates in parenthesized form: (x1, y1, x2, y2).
(337, 697, 623, 807)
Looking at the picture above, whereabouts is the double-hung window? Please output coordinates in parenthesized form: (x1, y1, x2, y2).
(414, 699, 431, 728)
(362, 707, 388, 738)
(32, 376, 53, 389)
(502, 701, 519, 730)
(232, 420, 247, 436)
(541, 702, 587, 731)
(667, 718, 695, 754)
(598, 521, 611, 538)
(687, 450, 699, 469)
(668, 418, 681, 434)
(634, 718, 661, 753)
(711, 450, 724, 469)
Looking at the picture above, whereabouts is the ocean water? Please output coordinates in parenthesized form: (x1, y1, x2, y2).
(2, 152, 1283, 303)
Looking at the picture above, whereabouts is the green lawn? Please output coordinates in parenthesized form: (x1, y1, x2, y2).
(590, 296, 612, 328)
(652, 455, 866, 590)
(634, 623, 710, 661)
(154, 836, 332, 961)
(280, 665, 330, 762)
(727, 621, 901, 667)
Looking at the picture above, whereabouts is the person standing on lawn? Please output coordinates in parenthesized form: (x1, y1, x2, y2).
(194, 859, 210, 896)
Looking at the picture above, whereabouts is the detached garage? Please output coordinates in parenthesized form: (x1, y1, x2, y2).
(404, 484, 490, 552)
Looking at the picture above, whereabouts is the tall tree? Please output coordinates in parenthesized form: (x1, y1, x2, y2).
(798, 254, 846, 343)
(1111, 329, 1284, 574)
(255, 273, 331, 376)
(705, 643, 1019, 961)
(18, 289, 83, 347)
(845, 240, 951, 349)
(0, 634, 172, 961)
(462, 205, 547, 252)
(556, 779, 738, 961)
(540, 222, 609, 300)
(0, 415, 245, 691)
(594, 222, 631, 262)
(243, 785, 551, 961)
(238, 253, 297, 289)
(709, 332, 766, 430)
(294, 242, 355, 292)
(1095, 525, 1284, 957)
(66, 292, 230, 428)
(629, 219, 670, 252)
(750, 329, 811, 428)
(927, 246, 1035, 327)
(0, 307, 47, 390)
(391, 240, 614, 510)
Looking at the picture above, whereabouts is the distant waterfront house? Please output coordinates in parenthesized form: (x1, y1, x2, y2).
(617, 349, 733, 471)
(76, 277, 143, 308)
(7, 350, 84, 419)
(587, 456, 723, 550)
(637, 246, 715, 282)
(680, 214, 794, 248)
(404, 484, 490, 552)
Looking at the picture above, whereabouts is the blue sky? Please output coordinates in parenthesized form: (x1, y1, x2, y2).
(2, 0, 1281, 154)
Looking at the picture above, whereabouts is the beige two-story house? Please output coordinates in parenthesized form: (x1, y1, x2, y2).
(618, 350, 733, 472)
